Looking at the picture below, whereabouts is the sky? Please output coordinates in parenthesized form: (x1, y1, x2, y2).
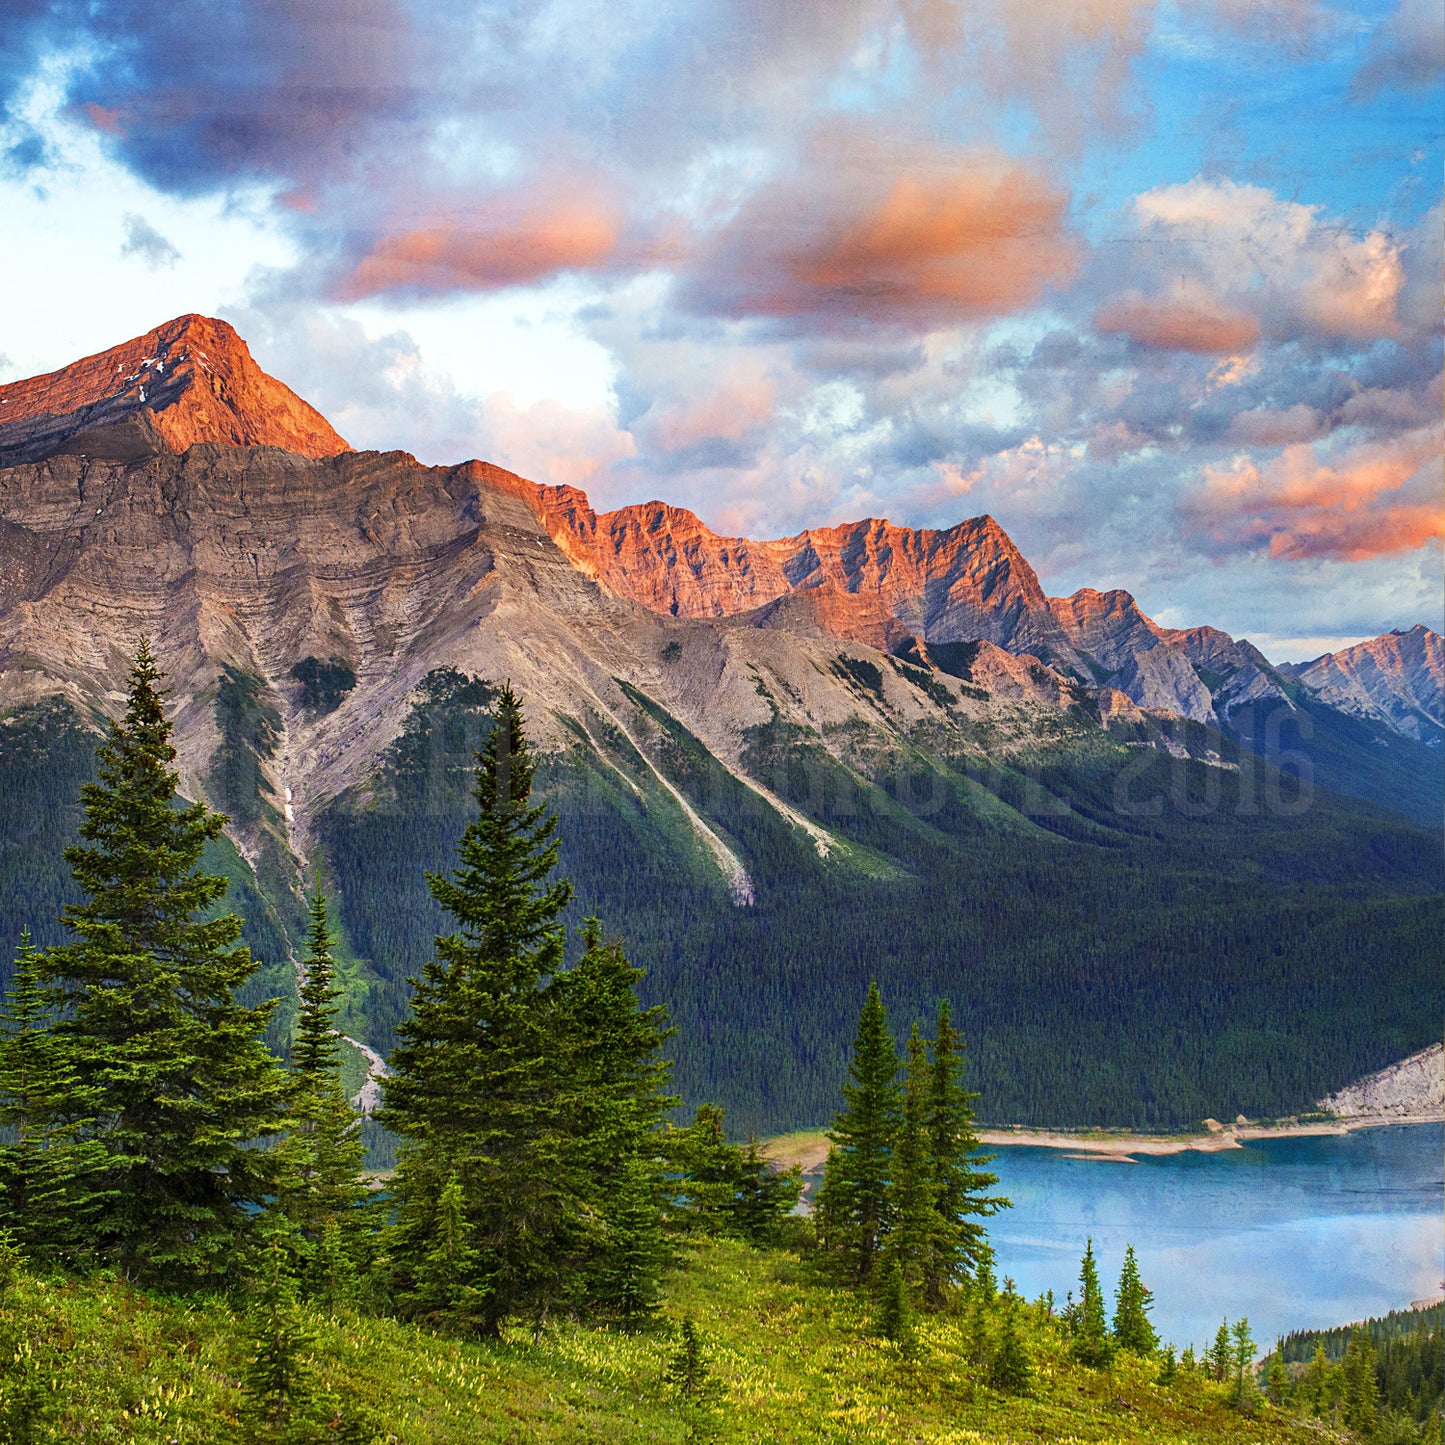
(0, 0, 1440, 661)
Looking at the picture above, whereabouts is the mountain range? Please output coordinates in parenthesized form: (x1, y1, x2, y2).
(1, 315, 1440, 1135)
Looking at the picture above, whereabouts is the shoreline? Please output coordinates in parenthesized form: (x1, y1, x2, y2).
(762, 1112, 1444, 1172)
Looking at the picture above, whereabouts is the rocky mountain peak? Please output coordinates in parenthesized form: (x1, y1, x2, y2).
(0, 314, 349, 464)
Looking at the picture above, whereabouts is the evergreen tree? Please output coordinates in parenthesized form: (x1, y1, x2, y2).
(409, 1170, 483, 1329)
(1112, 1244, 1158, 1354)
(239, 1232, 320, 1445)
(276, 891, 367, 1285)
(925, 999, 1005, 1302)
(43, 641, 288, 1285)
(1265, 1346, 1288, 1407)
(1343, 1326, 1379, 1435)
(552, 920, 675, 1312)
(1071, 1238, 1114, 1369)
(1231, 1317, 1257, 1408)
(990, 1278, 1033, 1395)
(876, 1255, 912, 1347)
(1157, 1345, 1178, 1386)
(1208, 1320, 1233, 1382)
(665, 1317, 715, 1401)
(382, 685, 577, 1334)
(730, 1141, 803, 1247)
(814, 982, 899, 1283)
(880, 1024, 938, 1308)
(0, 931, 106, 1261)
(1179, 1344, 1197, 1374)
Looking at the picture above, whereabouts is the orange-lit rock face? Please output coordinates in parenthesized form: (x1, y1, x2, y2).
(500, 478, 1074, 655)
(0, 315, 349, 463)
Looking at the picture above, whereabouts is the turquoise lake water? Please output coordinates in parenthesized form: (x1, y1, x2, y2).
(983, 1123, 1443, 1351)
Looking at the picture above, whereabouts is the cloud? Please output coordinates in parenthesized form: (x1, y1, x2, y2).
(1182, 429, 1444, 561)
(119, 211, 181, 268)
(682, 129, 1077, 331)
(337, 196, 621, 300)
(1094, 283, 1260, 353)
(1351, 0, 1444, 97)
(1092, 177, 1398, 352)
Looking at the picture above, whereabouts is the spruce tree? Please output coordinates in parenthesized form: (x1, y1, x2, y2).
(239, 1232, 320, 1445)
(730, 1141, 803, 1247)
(815, 982, 899, 1283)
(0, 931, 106, 1261)
(925, 999, 1005, 1303)
(1208, 1320, 1232, 1382)
(1112, 1244, 1158, 1354)
(382, 685, 576, 1335)
(43, 641, 288, 1285)
(1265, 1347, 1288, 1406)
(1071, 1238, 1114, 1369)
(552, 920, 675, 1315)
(879, 1024, 938, 1307)
(1342, 1326, 1378, 1434)
(990, 1278, 1033, 1395)
(1231, 1317, 1257, 1408)
(275, 891, 367, 1286)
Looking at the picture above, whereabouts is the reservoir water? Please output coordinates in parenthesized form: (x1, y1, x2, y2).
(981, 1123, 1443, 1351)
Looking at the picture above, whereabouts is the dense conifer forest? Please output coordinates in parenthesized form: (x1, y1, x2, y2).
(2, 663, 1440, 1137)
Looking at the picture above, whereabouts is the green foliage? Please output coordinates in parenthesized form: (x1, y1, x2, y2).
(815, 982, 900, 1283)
(879, 1024, 939, 1306)
(875, 1255, 913, 1347)
(212, 665, 281, 827)
(661, 1105, 802, 1246)
(1071, 1239, 1114, 1370)
(41, 642, 288, 1287)
(1231, 1318, 1257, 1408)
(290, 656, 357, 715)
(0, 930, 108, 1262)
(831, 655, 886, 698)
(275, 891, 368, 1294)
(926, 998, 1004, 1299)
(238, 1234, 321, 1444)
(990, 1279, 1034, 1395)
(1113, 1244, 1159, 1355)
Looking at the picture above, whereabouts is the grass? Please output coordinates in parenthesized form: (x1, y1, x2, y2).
(5, 1239, 1335, 1443)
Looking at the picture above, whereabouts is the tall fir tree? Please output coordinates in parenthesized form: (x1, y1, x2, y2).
(275, 891, 367, 1289)
(925, 999, 1006, 1303)
(0, 931, 107, 1261)
(815, 982, 900, 1283)
(1112, 1244, 1158, 1354)
(552, 920, 675, 1320)
(381, 685, 578, 1335)
(1342, 1327, 1379, 1433)
(1071, 1238, 1114, 1369)
(43, 641, 288, 1285)
(1231, 1318, 1258, 1408)
(879, 1024, 938, 1308)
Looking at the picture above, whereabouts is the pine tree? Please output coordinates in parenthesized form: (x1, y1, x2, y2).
(879, 1024, 937, 1308)
(1112, 1244, 1158, 1354)
(43, 641, 288, 1285)
(814, 982, 899, 1283)
(990, 1278, 1033, 1395)
(590, 1152, 667, 1325)
(275, 892, 367, 1290)
(926, 999, 1006, 1302)
(730, 1141, 803, 1247)
(1071, 1238, 1114, 1369)
(382, 685, 576, 1335)
(1157, 1344, 1178, 1386)
(0, 931, 106, 1261)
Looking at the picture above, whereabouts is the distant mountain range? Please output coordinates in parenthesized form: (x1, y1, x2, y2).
(1, 315, 1439, 1134)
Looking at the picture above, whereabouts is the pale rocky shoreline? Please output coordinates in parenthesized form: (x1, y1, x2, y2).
(764, 1044, 1445, 1171)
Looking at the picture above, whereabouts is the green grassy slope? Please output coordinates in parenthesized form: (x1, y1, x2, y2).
(3, 1238, 1334, 1444)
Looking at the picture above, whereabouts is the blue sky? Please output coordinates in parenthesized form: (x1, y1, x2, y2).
(0, 0, 1439, 660)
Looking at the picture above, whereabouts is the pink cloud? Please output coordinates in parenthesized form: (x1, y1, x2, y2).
(1183, 429, 1444, 561)
(337, 197, 620, 299)
(1094, 287, 1261, 353)
(687, 129, 1077, 329)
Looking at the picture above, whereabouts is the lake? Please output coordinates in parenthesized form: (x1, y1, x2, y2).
(981, 1123, 1444, 1351)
